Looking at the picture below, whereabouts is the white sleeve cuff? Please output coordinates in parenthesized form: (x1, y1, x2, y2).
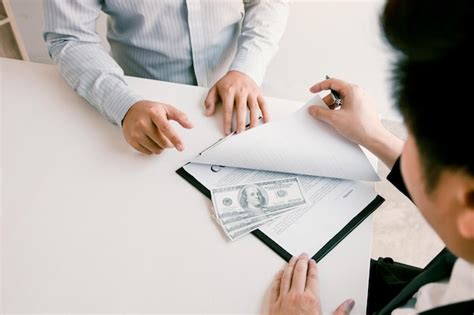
(103, 87, 144, 126)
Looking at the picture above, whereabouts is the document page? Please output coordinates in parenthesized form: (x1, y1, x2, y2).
(183, 162, 376, 256)
(192, 95, 379, 182)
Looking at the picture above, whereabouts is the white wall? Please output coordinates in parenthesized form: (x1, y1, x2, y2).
(264, 1, 400, 120)
(9, 0, 400, 120)
(8, 0, 109, 63)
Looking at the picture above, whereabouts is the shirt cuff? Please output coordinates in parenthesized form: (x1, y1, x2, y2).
(102, 87, 144, 127)
(387, 157, 411, 199)
(229, 52, 266, 86)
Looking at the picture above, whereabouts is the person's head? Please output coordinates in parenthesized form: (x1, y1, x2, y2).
(382, 0, 474, 262)
(240, 185, 266, 209)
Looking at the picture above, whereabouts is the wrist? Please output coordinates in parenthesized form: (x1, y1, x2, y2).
(365, 128, 403, 169)
(121, 100, 150, 126)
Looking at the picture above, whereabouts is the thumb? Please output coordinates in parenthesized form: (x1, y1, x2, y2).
(308, 106, 336, 125)
(166, 105, 193, 129)
(204, 87, 218, 116)
(333, 299, 355, 315)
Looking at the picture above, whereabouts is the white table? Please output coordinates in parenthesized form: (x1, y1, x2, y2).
(1, 58, 374, 314)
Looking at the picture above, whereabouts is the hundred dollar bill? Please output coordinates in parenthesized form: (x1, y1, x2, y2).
(211, 177, 307, 240)
(212, 205, 294, 229)
(211, 177, 306, 219)
(217, 205, 294, 240)
(220, 210, 284, 234)
(226, 216, 279, 241)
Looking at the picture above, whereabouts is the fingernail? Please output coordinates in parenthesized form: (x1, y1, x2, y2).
(299, 253, 309, 258)
(344, 299, 355, 312)
(176, 144, 184, 151)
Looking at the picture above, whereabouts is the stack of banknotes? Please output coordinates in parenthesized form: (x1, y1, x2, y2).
(211, 177, 307, 240)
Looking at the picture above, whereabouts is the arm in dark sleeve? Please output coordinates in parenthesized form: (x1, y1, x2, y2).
(387, 157, 412, 200)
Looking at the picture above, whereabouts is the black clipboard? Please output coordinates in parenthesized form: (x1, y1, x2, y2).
(177, 164, 384, 263)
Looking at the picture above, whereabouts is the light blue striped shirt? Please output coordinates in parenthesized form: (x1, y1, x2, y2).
(43, 0, 289, 125)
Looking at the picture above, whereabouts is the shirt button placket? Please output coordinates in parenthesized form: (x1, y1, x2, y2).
(185, 0, 208, 87)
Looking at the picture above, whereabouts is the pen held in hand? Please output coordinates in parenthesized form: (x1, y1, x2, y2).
(325, 75, 342, 110)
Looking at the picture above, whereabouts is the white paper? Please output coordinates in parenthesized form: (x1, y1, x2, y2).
(183, 162, 377, 254)
(192, 95, 379, 182)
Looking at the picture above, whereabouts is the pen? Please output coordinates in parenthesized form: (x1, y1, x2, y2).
(199, 131, 235, 155)
(199, 117, 261, 155)
(325, 75, 342, 108)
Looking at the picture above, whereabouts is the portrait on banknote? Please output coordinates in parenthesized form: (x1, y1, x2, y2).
(238, 185, 268, 212)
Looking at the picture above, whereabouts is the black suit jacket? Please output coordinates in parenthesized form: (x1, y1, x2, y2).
(378, 158, 474, 314)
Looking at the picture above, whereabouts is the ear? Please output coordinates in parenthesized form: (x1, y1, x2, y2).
(457, 188, 474, 240)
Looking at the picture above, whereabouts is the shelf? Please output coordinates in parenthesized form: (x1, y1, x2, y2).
(0, 1, 6, 20)
(0, 22, 22, 59)
(0, 0, 28, 60)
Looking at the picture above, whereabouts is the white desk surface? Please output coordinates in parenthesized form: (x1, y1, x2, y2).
(1, 58, 373, 314)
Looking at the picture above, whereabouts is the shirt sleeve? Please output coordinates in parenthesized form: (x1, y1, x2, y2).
(43, 0, 144, 126)
(229, 0, 290, 85)
(387, 157, 412, 200)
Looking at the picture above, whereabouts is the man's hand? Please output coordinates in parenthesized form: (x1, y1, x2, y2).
(204, 70, 269, 135)
(269, 253, 355, 315)
(308, 78, 386, 147)
(122, 100, 193, 155)
(308, 78, 404, 169)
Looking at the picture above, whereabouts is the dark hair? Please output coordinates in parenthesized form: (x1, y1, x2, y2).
(381, 0, 474, 189)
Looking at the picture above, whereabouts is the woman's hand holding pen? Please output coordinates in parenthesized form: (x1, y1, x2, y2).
(308, 78, 403, 169)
